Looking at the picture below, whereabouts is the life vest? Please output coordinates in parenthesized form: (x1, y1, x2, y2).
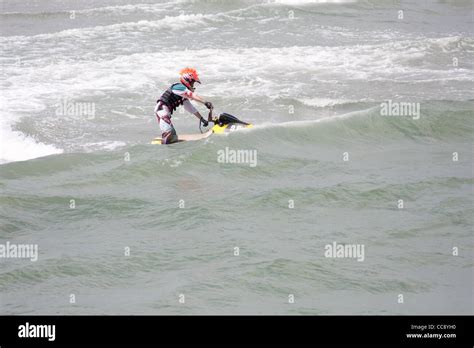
(158, 83, 184, 115)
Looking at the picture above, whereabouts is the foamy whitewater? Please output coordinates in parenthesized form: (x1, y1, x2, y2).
(0, 0, 473, 314)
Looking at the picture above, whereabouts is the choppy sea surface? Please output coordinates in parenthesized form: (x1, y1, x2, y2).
(0, 0, 473, 314)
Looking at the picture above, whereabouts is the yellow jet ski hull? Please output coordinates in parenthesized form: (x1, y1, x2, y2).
(211, 122, 253, 134)
(151, 112, 252, 144)
(151, 123, 253, 144)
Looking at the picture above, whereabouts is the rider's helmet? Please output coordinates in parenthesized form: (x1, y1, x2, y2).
(179, 67, 200, 91)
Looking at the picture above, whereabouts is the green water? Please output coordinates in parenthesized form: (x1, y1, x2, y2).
(1, 102, 473, 314)
(1, 0, 473, 314)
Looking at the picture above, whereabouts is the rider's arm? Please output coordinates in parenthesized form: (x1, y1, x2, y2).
(172, 86, 210, 106)
(183, 99, 203, 120)
(189, 94, 213, 121)
(189, 94, 207, 105)
(179, 87, 211, 107)
(172, 85, 211, 123)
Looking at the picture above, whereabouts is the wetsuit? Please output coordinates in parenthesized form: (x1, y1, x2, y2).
(154, 83, 198, 144)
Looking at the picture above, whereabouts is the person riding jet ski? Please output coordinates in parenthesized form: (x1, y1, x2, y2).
(154, 67, 213, 144)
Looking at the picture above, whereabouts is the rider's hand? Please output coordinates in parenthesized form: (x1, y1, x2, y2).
(200, 117, 209, 127)
(204, 101, 213, 110)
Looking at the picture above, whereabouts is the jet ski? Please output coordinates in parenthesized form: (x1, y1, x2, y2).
(151, 111, 253, 145)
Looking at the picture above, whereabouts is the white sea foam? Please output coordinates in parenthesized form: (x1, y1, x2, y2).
(4, 37, 471, 104)
(78, 2, 184, 15)
(271, 0, 356, 4)
(1, 32, 471, 163)
(0, 13, 210, 44)
(0, 108, 63, 164)
(0, 2, 172, 16)
(81, 141, 127, 152)
(253, 105, 378, 130)
(297, 98, 358, 107)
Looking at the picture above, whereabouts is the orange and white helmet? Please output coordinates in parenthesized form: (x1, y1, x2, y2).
(179, 67, 200, 90)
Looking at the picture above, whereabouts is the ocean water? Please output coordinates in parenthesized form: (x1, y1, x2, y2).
(0, 0, 473, 314)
